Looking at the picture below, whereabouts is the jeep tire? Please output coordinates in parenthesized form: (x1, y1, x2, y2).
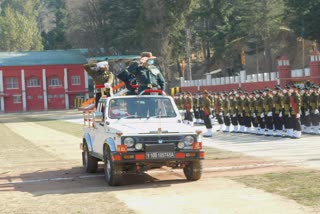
(183, 160, 202, 181)
(82, 142, 98, 173)
(104, 148, 122, 186)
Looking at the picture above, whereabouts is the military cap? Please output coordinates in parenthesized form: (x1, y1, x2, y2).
(203, 90, 209, 94)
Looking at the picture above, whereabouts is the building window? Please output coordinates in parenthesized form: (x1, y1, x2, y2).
(71, 76, 81, 85)
(49, 77, 62, 86)
(6, 77, 19, 89)
(59, 94, 65, 98)
(38, 95, 43, 99)
(27, 95, 33, 99)
(13, 95, 22, 103)
(27, 77, 40, 87)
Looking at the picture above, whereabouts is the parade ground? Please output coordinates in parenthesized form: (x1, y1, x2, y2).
(1, 110, 320, 213)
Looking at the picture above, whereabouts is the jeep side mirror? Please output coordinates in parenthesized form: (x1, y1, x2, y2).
(94, 112, 103, 122)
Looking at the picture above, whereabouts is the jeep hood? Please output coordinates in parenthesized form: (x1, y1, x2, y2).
(109, 121, 194, 134)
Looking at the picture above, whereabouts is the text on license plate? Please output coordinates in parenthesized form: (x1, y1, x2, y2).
(146, 152, 175, 159)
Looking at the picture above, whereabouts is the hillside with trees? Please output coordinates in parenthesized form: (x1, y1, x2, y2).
(1, 0, 320, 88)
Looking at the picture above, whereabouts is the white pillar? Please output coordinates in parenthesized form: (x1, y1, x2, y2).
(0, 70, 4, 112)
(21, 69, 27, 112)
(64, 68, 69, 110)
(42, 69, 48, 110)
(84, 69, 89, 99)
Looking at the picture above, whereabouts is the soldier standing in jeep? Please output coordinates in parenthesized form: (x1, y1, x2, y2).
(127, 52, 166, 94)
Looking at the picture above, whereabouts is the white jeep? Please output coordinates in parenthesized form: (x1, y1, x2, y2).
(80, 90, 205, 186)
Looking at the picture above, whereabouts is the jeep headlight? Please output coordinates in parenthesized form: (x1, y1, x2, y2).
(123, 137, 135, 147)
(184, 136, 195, 146)
(135, 143, 143, 150)
(177, 142, 185, 149)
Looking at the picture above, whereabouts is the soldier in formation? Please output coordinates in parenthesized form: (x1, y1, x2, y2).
(174, 83, 320, 138)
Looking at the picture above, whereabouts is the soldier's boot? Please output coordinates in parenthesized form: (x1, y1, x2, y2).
(203, 129, 213, 137)
(223, 126, 230, 133)
(292, 131, 302, 139)
(314, 126, 320, 135)
(232, 125, 239, 133)
(275, 130, 283, 137)
(301, 125, 305, 133)
(285, 129, 294, 138)
(258, 128, 265, 135)
(239, 126, 245, 133)
(305, 126, 312, 134)
(266, 129, 274, 136)
(219, 124, 224, 132)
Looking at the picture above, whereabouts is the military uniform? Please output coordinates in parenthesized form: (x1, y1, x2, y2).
(236, 93, 245, 133)
(127, 62, 165, 94)
(215, 94, 224, 131)
(243, 93, 251, 133)
(193, 94, 201, 123)
(309, 85, 319, 134)
(84, 62, 114, 107)
(202, 91, 213, 137)
(282, 88, 293, 137)
(273, 88, 284, 136)
(255, 91, 266, 135)
(263, 89, 274, 136)
(250, 93, 259, 134)
(222, 94, 231, 132)
(290, 88, 302, 138)
(229, 94, 239, 132)
(184, 92, 194, 125)
(301, 89, 311, 133)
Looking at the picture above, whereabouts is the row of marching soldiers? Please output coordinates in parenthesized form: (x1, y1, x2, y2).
(174, 84, 320, 138)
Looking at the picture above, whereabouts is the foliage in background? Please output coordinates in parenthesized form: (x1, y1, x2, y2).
(0, 0, 43, 51)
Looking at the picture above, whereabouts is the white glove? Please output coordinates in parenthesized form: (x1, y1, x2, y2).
(209, 115, 213, 119)
(233, 113, 236, 117)
(226, 113, 230, 117)
(279, 112, 282, 118)
(252, 113, 256, 118)
(315, 109, 319, 115)
(267, 111, 272, 117)
(288, 112, 291, 118)
(296, 113, 300, 119)
(260, 113, 264, 118)
(104, 82, 111, 88)
(219, 112, 223, 116)
(306, 110, 310, 116)
(240, 113, 243, 117)
(96, 61, 109, 69)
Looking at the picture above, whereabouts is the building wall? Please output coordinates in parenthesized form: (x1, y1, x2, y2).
(1, 64, 87, 113)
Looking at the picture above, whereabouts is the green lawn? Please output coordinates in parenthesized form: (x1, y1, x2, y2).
(232, 170, 320, 207)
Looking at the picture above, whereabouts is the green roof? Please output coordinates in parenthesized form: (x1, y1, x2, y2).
(0, 49, 140, 67)
(0, 50, 87, 67)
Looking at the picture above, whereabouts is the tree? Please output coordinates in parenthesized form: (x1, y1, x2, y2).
(0, 5, 43, 51)
(284, 0, 320, 43)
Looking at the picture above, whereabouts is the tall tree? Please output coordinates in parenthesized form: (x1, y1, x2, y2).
(0, 3, 43, 51)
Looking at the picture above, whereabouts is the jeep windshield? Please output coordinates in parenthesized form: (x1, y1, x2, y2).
(107, 97, 177, 119)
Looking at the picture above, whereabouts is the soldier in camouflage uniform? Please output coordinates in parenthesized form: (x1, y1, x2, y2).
(309, 85, 320, 134)
(202, 90, 213, 137)
(263, 88, 274, 136)
(84, 61, 114, 108)
(273, 86, 284, 137)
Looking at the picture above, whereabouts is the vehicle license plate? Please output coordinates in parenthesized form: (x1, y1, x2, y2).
(146, 152, 175, 159)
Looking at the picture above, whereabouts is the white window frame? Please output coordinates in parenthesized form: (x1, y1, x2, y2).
(49, 77, 62, 86)
(6, 77, 19, 89)
(27, 77, 40, 87)
(71, 75, 81, 85)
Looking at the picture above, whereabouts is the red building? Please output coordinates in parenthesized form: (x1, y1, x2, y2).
(0, 50, 89, 113)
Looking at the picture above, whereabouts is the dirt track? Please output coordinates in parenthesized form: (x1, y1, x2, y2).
(0, 112, 315, 214)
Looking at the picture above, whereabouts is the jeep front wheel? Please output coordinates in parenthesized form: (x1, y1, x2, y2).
(104, 149, 122, 186)
(82, 143, 98, 173)
(183, 160, 202, 181)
